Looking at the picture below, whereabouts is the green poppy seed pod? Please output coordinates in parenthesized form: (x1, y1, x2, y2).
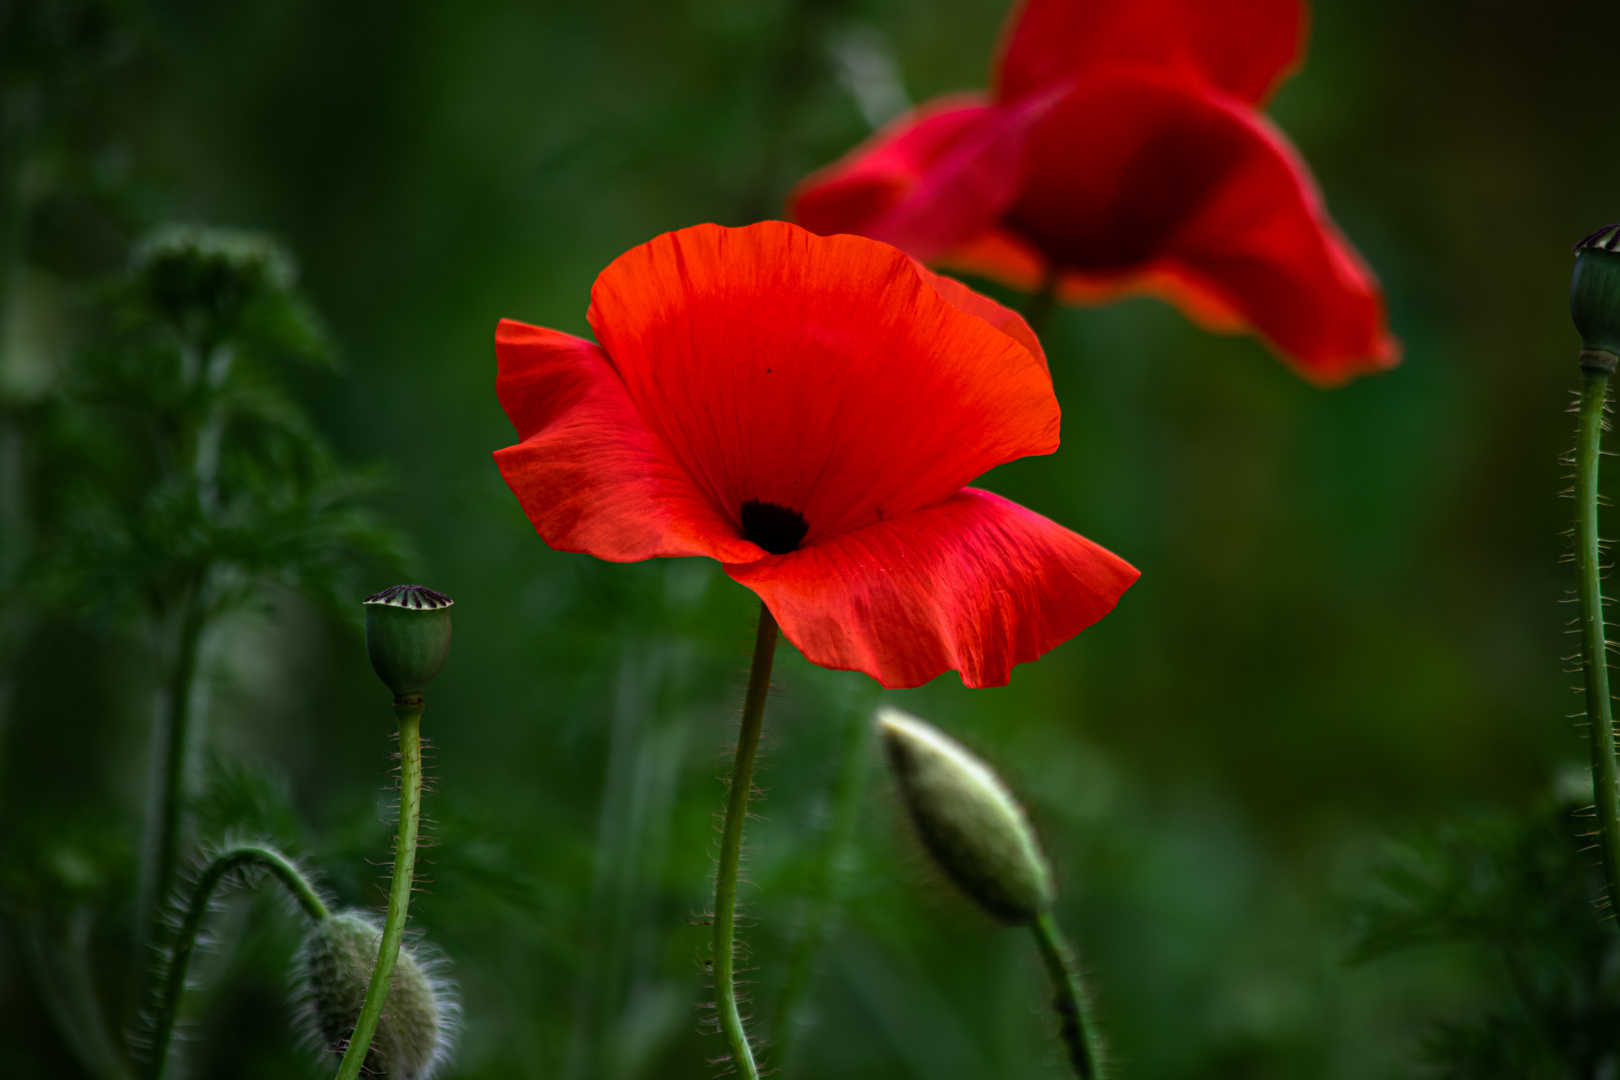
(298, 910, 456, 1079)
(878, 706, 1056, 925)
(364, 586, 453, 701)
(1572, 225, 1620, 370)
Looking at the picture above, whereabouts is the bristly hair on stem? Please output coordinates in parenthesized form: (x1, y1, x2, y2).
(333, 698, 427, 1080)
(1569, 237, 1620, 916)
(145, 842, 330, 1080)
(708, 602, 779, 1080)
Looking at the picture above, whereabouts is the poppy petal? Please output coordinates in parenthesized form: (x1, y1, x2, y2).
(999, 76, 1398, 382)
(586, 222, 1060, 546)
(910, 259, 1048, 373)
(937, 230, 1253, 335)
(492, 318, 765, 563)
(994, 0, 1305, 105)
(727, 487, 1139, 689)
(789, 94, 1025, 261)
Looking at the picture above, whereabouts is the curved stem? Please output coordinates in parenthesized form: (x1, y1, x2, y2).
(1574, 357, 1620, 911)
(713, 603, 778, 1080)
(769, 690, 874, 1070)
(147, 844, 328, 1079)
(334, 699, 424, 1080)
(1023, 262, 1062, 339)
(1031, 912, 1106, 1080)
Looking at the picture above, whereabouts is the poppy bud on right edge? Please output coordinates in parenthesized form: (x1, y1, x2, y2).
(878, 706, 1056, 925)
(1572, 226, 1620, 366)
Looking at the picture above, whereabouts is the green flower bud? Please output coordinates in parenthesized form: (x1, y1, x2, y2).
(364, 586, 453, 701)
(298, 910, 457, 1080)
(878, 707, 1055, 925)
(1572, 225, 1620, 368)
(132, 224, 297, 348)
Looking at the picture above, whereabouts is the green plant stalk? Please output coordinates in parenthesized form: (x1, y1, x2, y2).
(1574, 358, 1620, 910)
(1031, 912, 1106, 1080)
(1024, 262, 1062, 339)
(147, 844, 328, 1079)
(713, 603, 778, 1080)
(769, 694, 873, 1070)
(334, 699, 424, 1080)
(152, 592, 206, 919)
(133, 582, 208, 1014)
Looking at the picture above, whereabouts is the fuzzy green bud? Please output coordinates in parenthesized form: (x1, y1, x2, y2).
(878, 707, 1055, 925)
(1572, 225, 1620, 370)
(299, 910, 455, 1079)
(364, 586, 453, 701)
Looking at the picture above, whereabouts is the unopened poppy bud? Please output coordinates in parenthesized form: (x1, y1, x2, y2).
(364, 586, 453, 701)
(878, 706, 1055, 924)
(1572, 226, 1620, 370)
(298, 910, 456, 1079)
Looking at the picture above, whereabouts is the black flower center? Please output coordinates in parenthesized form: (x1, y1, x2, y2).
(741, 499, 809, 555)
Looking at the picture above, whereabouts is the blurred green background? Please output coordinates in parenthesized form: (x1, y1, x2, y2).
(5, 0, 1620, 1077)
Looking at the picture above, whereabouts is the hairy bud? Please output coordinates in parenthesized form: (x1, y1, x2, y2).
(1572, 225, 1620, 368)
(364, 586, 454, 700)
(298, 910, 456, 1080)
(879, 707, 1055, 924)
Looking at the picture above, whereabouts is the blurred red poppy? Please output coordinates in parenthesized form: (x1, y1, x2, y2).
(789, 0, 1399, 385)
(493, 221, 1138, 689)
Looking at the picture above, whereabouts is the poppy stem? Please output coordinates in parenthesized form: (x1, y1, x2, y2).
(1024, 262, 1062, 338)
(713, 603, 779, 1079)
(334, 698, 424, 1080)
(1031, 912, 1107, 1080)
(147, 844, 328, 1080)
(1574, 355, 1620, 913)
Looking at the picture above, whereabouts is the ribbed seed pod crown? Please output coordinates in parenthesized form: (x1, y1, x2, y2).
(1572, 225, 1620, 364)
(364, 586, 453, 700)
(298, 910, 454, 1080)
(879, 707, 1056, 924)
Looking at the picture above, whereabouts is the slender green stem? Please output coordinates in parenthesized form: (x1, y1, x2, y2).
(133, 583, 208, 1020)
(152, 593, 206, 919)
(334, 699, 424, 1080)
(1023, 262, 1062, 339)
(1031, 912, 1106, 1080)
(147, 844, 328, 1079)
(713, 603, 778, 1079)
(769, 692, 873, 1070)
(1574, 355, 1620, 911)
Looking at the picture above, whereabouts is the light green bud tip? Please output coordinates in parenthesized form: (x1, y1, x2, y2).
(364, 586, 453, 701)
(878, 706, 1055, 925)
(1572, 225, 1620, 368)
(299, 910, 456, 1080)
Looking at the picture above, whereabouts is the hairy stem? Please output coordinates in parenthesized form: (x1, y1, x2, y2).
(769, 691, 873, 1070)
(1575, 356, 1620, 911)
(1031, 912, 1106, 1080)
(334, 699, 424, 1080)
(713, 603, 778, 1079)
(1024, 262, 1062, 339)
(147, 844, 328, 1079)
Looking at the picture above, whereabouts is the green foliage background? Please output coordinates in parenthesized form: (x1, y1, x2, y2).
(4, 0, 1620, 1077)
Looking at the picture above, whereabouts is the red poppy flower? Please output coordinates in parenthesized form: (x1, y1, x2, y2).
(493, 221, 1138, 689)
(788, 0, 1399, 385)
